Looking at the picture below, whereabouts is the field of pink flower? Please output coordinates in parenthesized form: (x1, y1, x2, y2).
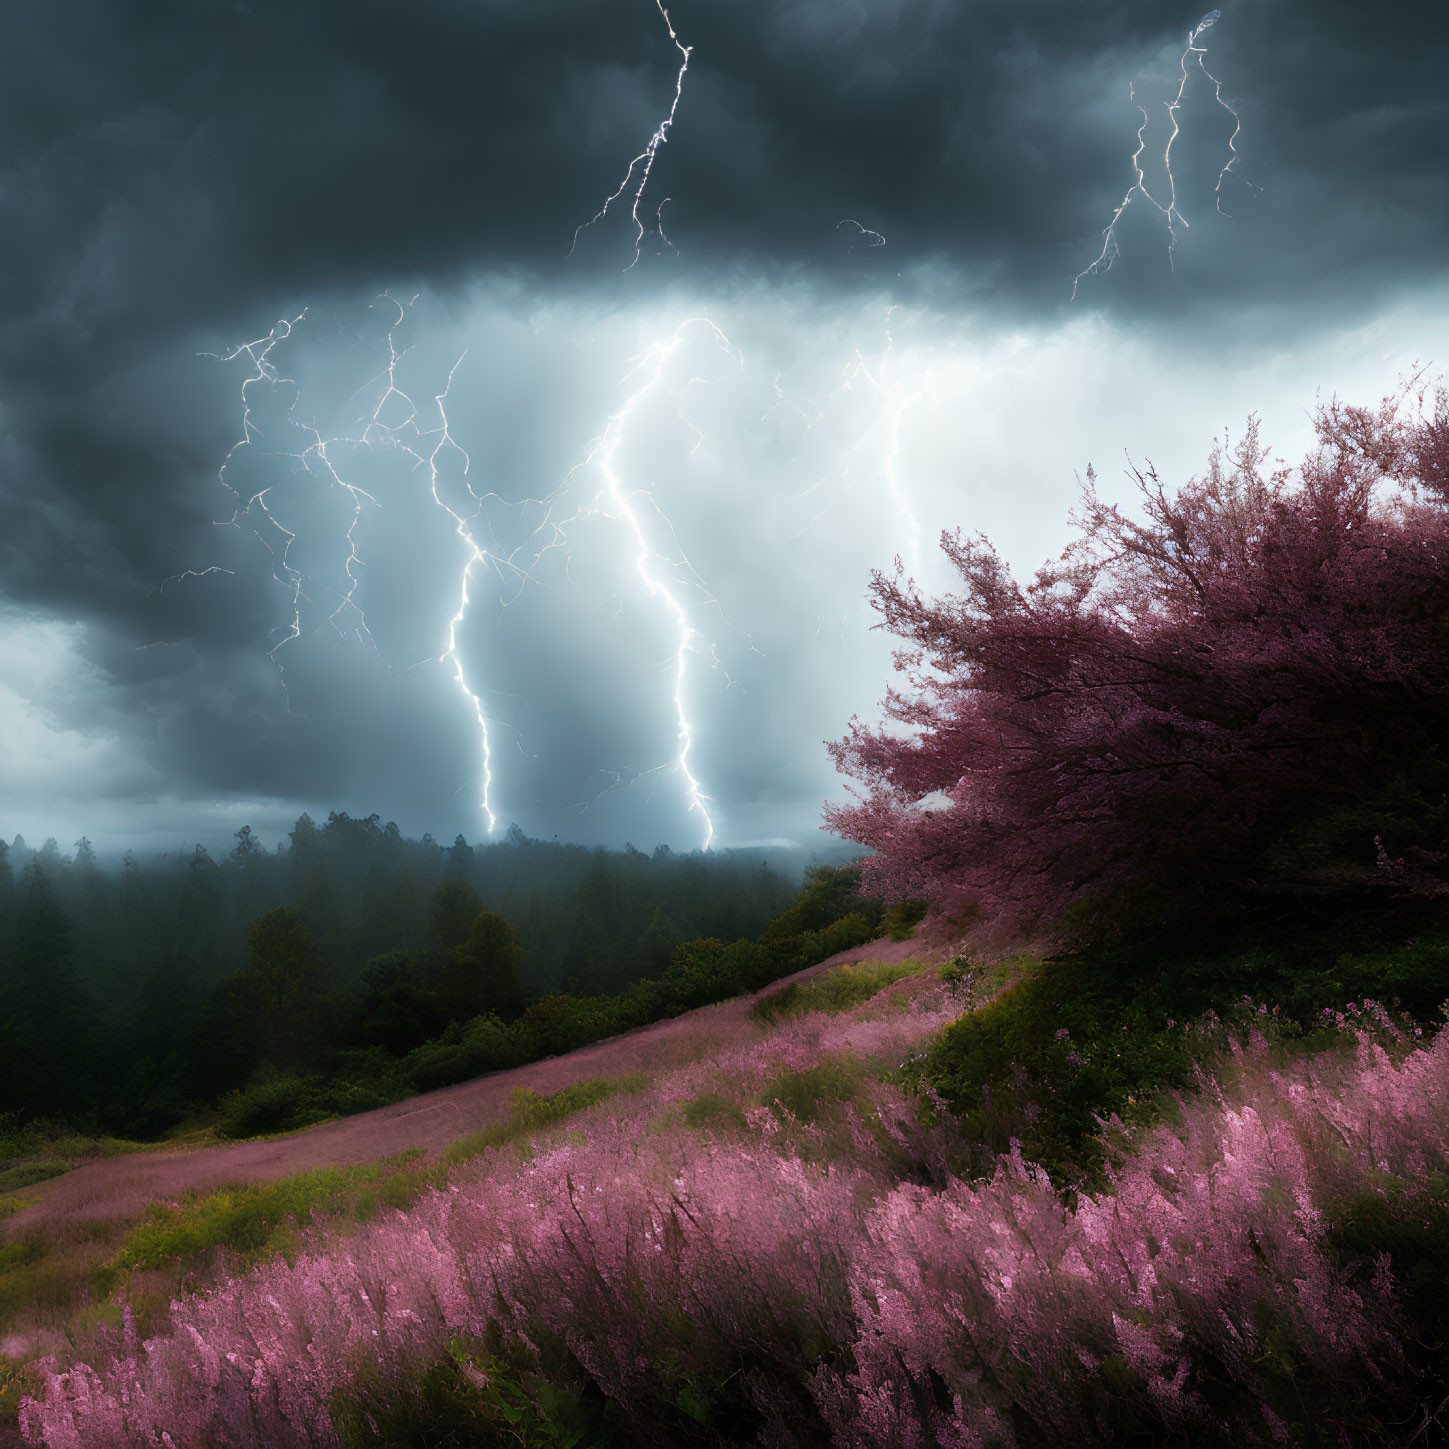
(15, 957, 1449, 1447)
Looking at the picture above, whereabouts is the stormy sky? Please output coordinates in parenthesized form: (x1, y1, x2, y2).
(0, 0, 1445, 859)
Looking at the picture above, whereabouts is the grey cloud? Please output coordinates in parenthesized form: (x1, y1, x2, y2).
(0, 0, 1445, 853)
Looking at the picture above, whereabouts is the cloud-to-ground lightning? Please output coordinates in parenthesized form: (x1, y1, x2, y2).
(187, 299, 768, 846)
(550, 316, 749, 847)
(192, 298, 532, 829)
(1072, 9, 1256, 299)
(569, 0, 692, 269)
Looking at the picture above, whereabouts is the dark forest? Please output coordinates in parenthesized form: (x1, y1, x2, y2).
(0, 817, 880, 1139)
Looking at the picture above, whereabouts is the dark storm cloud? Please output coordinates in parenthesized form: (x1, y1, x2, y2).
(0, 0, 1442, 335)
(0, 0, 1445, 851)
(0, 0, 1430, 588)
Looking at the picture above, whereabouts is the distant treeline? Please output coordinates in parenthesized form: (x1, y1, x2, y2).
(0, 815, 883, 1139)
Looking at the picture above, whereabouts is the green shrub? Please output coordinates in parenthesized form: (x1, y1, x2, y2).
(112, 1169, 356, 1271)
(880, 898, 928, 942)
(402, 1012, 531, 1093)
(0, 1111, 43, 1162)
(517, 995, 624, 1060)
(1332, 933, 1449, 1018)
(0, 1160, 71, 1193)
(681, 1090, 747, 1135)
(912, 958, 1207, 1185)
(332, 1333, 610, 1448)
(99, 1152, 434, 1292)
(760, 1055, 864, 1126)
(216, 1067, 335, 1140)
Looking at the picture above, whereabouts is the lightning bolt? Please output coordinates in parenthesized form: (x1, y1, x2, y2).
(779, 308, 927, 578)
(201, 310, 383, 706)
(148, 565, 235, 596)
(550, 316, 749, 849)
(569, 0, 692, 269)
(191, 299, 760, 847)
(1072, 8, 1256, 299)
(198, 297, 529, 829)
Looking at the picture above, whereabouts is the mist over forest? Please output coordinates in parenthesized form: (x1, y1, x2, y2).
(0, 812, 880, 1141)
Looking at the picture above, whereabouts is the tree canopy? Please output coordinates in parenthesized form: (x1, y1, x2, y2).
(827, 375, 1449, 947)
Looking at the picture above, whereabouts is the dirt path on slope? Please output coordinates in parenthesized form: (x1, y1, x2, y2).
(2, 936, 940, 1240)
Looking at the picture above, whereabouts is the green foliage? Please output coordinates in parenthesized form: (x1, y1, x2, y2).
(751, 957, 923, 1025)
(681, 1089, 748, 1135)
(516, 993, 620, 1060)
(659, 936, 729, 1013)
(216, 1051, 419, 1139)
(758, 864, 882, 946)
(215, 1065, 337, 1140)
(111, 1169, 353, 1272)
(332, 1334, 609, 1448)
(511, 1077, 645, 1130)
(230, 906, 333, 1070)
(1325, 1175, 1449, 1372)
(0, 1160, 71, 1193)
(430, 877, 483, 950)
(439, 910, 527, 1023)
(0, 1356, 43, 1435)
(0, 1220, 122, 1332)
(3, 842, 877, 1149)
(912, 957, 1208, 1185)
(760, 1054, 865, 1126)
(880, 898, 928, 941)
(913, 923, 1449, 1189)
(350, 952, 448, 1056)
(0, 1233, 47, 1318)
(396, 881, 884, 1106)
(0, 864, 95, 1116)
(0, 1109, 42, 1161)
(0, 1344, 46, 1437)
(1332, 933, 1449, 1019)
(0, 1115, 148, 1215)
(99, 1153, 431, 1298)
(93, 1077, 649, 1322)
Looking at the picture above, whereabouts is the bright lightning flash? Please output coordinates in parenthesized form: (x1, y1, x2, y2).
(189, 300, 759, 848)
(198, 297, 541, 832)
(1073, 9, 1257, 299)
(551, 317, 748, 848)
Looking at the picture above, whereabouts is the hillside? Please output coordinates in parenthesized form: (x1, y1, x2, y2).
(0, 934, 934, 1245)
(5, 927, 1449, 1447)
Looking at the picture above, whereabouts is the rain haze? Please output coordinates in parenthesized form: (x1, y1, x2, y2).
(0, 0, 1445, 859)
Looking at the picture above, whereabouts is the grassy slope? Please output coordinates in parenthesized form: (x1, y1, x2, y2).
(0, 936, 944, 1418)
(7, 922, 1448, 1447)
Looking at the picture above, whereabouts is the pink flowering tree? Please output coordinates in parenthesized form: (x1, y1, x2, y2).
(826, 376, 1449, 945)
